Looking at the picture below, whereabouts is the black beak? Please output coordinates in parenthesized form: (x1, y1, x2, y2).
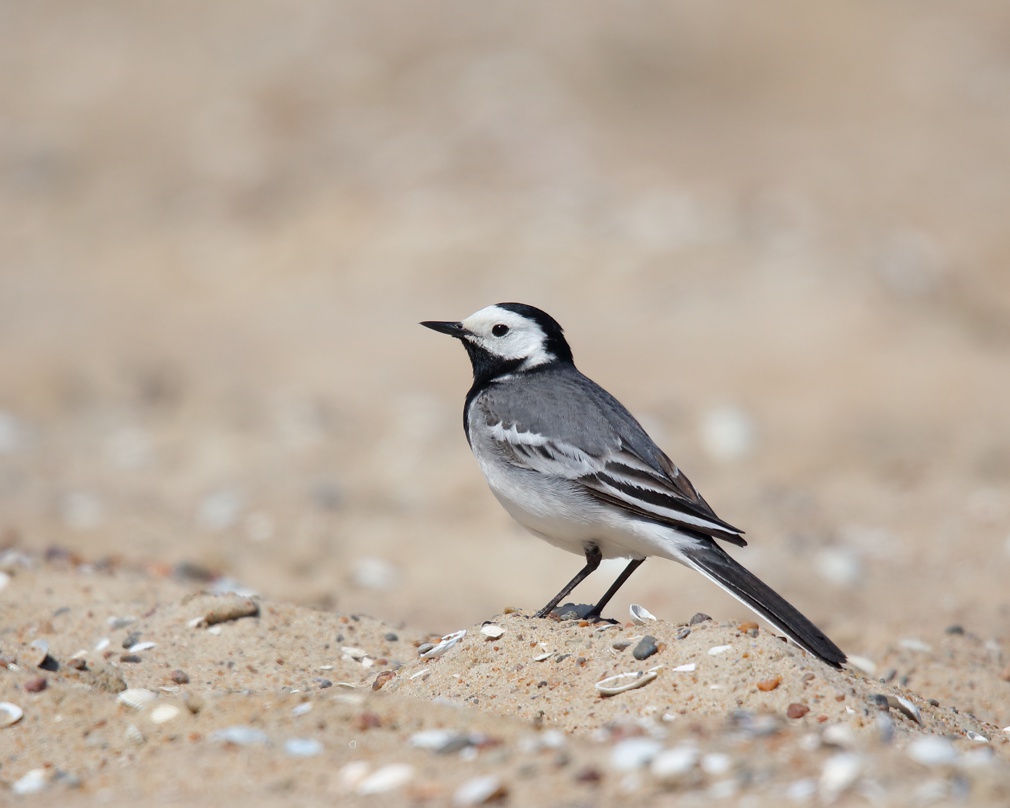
(420, 320, 467, 338)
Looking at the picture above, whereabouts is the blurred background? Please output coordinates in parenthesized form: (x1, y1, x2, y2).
(1, 2, 1009, 652)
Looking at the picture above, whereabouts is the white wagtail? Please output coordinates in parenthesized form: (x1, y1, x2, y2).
(422, 303, 846, 668)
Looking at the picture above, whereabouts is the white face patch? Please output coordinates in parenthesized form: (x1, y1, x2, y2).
(460, 305, 556, 369)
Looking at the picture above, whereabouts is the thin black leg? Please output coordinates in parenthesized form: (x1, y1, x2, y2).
(585, 558, 645, 620)
(535, 544, 602, 618)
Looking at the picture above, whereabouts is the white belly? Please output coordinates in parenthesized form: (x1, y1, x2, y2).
(476, 450, 687, 563)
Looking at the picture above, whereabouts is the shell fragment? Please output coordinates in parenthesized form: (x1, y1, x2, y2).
(629, 604, 657, 625)
(596, 665, 663, 696)
(419, 629, 466, 659)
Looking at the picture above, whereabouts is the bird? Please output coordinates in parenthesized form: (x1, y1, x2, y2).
(421, 303, 846, 668)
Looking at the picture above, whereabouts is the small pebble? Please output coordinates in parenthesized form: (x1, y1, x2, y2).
(120, 654, 142, 663)
(756, 676, 781, 692)
(285, 737, 324, 757)
(675, 627, 691, 640)
(122, 632, 141, 649)
(787, 703, 810, 719)
(24, 677, 47, 693)
(689, 613, 711, 625)
(372, 670, 396, 691)
(945, 624, 965, 635)
(203, 596, 259, 626)
(211, 725, 270, 746)
(170, 670, 190, 684)
(453, 774, 508, 806)
(707, 645, 732, 655)
(384, 632, 399, 642)
(632, 636, 659, 661)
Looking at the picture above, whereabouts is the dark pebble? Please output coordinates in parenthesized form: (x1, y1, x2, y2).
(675, 627, 691, 640)
(575, 766, 603, 784)
(384, 632, 398, 642)
(689, 613, 712, 626)
(928, 698, 940, 707)
(612, 640, 632, 651)
(633, 635, 660, 661)
(315, 678, 333, 689)
(170, 669, 190, 684)
(24, 676, 47, 693)
(120, 654, 142, 663)
(122, 632, 141, 649)
(945, 624, 965, 635)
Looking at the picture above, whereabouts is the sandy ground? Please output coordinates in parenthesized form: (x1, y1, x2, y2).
(2, 2, 1010, 805)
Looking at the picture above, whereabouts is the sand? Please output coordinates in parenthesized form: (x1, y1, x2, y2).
(2, 2, 1010, 805)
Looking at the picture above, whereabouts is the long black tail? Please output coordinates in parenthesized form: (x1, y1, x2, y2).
(680, 542, 846, 668)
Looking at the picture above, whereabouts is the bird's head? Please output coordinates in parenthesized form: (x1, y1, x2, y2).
(421, 302, 574, 381)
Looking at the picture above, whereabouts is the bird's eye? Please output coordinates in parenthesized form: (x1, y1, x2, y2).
(492, 324, 509, 337)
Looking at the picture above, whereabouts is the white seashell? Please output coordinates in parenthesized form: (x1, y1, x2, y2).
(419, 629, 466, 659)
(819, 753, 863, 799)
(672, 663, 696, 672)
(0, 701, 24, 728)
(966, 731, 989, 743)
(595, 668, 660, 696)
(409, 668, 430, 680)
(532, 652, 554, 662)
(149, 704, 181, 724)
(94, 637, 110, 652)
(479, 624, 504, 639)
(28, 639, 50, 667)
(885, 695, 922, 725)
(822, 724, 857, 748)
(355, 763, 414, 795)
(907, 736, 958, 766)
(118, 688, 158, 710)
(609, 737, 663, 770)
(291, 702, 312, 717)
(12, 769, 48, 795)
(629, 604, 657, 625)
(341, 646, 369, 660)
(701, 752, 732, 776)
(409, 729, 460, 751)
(125, 723, 145, 745)
(338, 761, 371, 791)
(453, 774, 507, 806)
(707, 645, 732, 655)
(128, 641, 156, 653)
(651, 745, 699, 784)
(898, 638, 932, 653)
